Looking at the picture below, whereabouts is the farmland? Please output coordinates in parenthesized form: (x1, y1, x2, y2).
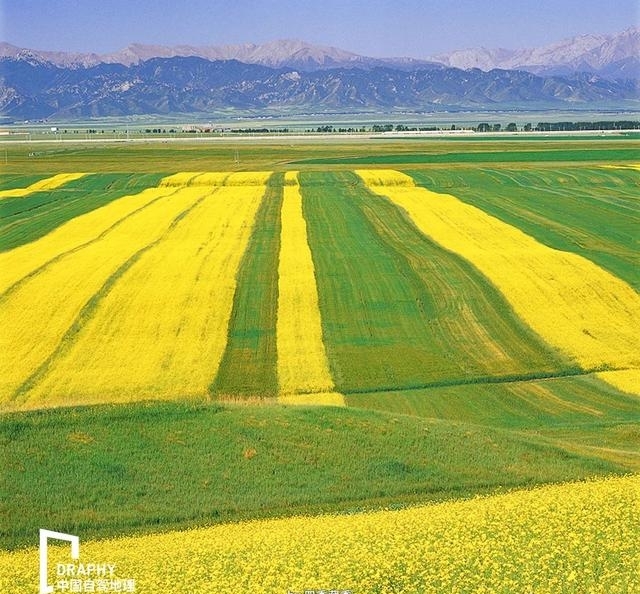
(2, 474, 638, 593)
(0, 134, 638, 591)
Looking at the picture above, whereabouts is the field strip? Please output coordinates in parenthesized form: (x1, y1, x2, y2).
(211, 173, 283, 399)
(277, 171, 343, 406)
(0, 173, 166, 253)
(20, 173, 271, 406)
(478, 167, 640, 204)
(2, 475, 636, 593)
(0, 173, 48, 191)
(300, 171, 571, 394)
(294, 147, 640, 167)
(0, 184, 180, 296)
(0, 173, 86, 199)
(161, 171, 275, 187)
(357, 169, 640, 394)
(0, 185, 213, 406)
(409, 167, 639, 291)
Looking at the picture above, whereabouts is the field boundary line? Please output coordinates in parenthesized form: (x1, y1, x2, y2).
(340, 366, 624, 396)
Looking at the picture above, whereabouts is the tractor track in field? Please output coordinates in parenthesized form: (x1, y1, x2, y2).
(339, 366, 624, 396)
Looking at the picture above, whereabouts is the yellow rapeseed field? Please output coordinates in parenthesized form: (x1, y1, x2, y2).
(22, 174, 269, 405)
(0, 185, 207, 406)
(358, 169, 640, 394)
(0, 185, 179, 295)
(277, 171, 343, 406)
(159, 172, 203, 186)
(2, 475, 637, 593)
(159, 172, 236, 187)
(226, 171, 273, 186)
(596, 369, 640, 395)
(189, 172, 231, 186)
(0, 172, 86, 199)
(0, 172, 272, 408)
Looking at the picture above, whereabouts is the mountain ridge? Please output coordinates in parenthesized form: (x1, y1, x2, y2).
(1, 54, 637, 121)
(0, 39, 442, 72)
(432, 27, 640, 80)
(1, 28, 638, 78)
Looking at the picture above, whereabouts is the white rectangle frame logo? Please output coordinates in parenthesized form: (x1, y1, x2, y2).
(39, 529, 80, 594)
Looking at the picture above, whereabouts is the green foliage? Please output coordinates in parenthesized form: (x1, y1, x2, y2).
(0, 401, 624, 550)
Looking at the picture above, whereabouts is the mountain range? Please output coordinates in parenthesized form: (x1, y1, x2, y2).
(2, 28, 638, 76)
(1, 39, 442, 72)
(1, 29, 638, 120)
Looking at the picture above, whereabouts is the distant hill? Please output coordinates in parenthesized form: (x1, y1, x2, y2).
(1, 53, 637, 120)
(432, 27, 640, 80)
(2, 29, 639, 121)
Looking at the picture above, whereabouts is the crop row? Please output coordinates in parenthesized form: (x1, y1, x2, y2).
(276, 172, 343, 405)
(0, 173, 270, 408)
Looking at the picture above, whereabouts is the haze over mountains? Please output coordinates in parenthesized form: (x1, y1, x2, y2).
(3, 28, 638, 76)
(0, 39, 442, 72)
(1, 28, 638, 120)
(434, 27, 640, 80)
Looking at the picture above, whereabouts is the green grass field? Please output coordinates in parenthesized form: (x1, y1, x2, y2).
(210, 173, 283, 398)
(5, 135, 637, 174)
(0, 400, 626, 550)
(1, 135, 638, 553)
(296, 147, 640, 166)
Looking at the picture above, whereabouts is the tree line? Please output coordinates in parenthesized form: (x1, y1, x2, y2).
(476, 121, 640, 132)
(528, 121, 640, 132)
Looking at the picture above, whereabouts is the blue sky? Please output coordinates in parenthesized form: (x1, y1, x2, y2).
(2, 0, 638, 57)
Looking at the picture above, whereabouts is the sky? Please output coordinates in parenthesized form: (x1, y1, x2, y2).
(1, 0, 639, 57)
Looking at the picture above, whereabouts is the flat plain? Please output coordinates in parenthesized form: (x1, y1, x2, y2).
(1, 133, 638, 592)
